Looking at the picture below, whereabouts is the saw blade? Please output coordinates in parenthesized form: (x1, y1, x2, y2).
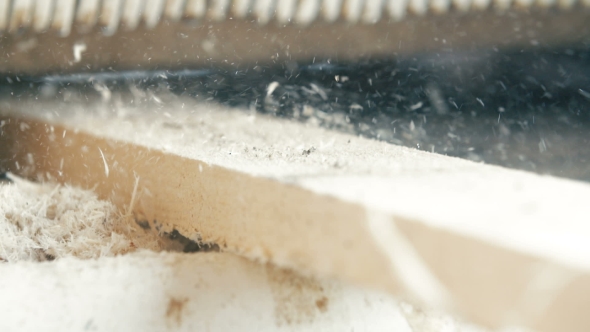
(0, 0, 588, 34)
(0, 0, 589, 74)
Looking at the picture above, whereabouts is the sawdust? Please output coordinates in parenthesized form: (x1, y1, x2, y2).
(266, 265, 330, 326)
(0, 173, 163, 262)
(166, 297, 189, 325)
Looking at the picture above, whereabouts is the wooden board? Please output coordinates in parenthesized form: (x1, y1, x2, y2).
(2, 97, 590, 331)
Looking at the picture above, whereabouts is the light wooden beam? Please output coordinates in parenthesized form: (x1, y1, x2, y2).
(2, 98, 590, 331)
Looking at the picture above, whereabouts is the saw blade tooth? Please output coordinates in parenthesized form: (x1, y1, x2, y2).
(387, 0, 409, 20)
(254, 0, 276, 24)
(453, 0, 472, 11)
(276, 0, 297, 23)
(295, 0, 321, 25)
(0, 0, 9, 31)
(231, 0, 252, 18)
(122, 0, 144, 30)
(75, 0, 100, 32)
(514, 0, 535, 8)
(99, 0, 123, 35)
(408, 0, 428, 15)
(557, 0, 576, 8)
(321, 0, 343, 22)
(144, 0, 166, 28)
(185, 0, 207, 19)
(165, 0, 187, 21)
(536, 0, 556, 7)
(431, 0, 452, 13)
(208, 0, 231, 21)
(33, 0, 55, 32)
(51, 0, 76, 36)
(492, 0, 512, 10)
(343, 0, 364, 22)
(362, 0, 384, 23)
(8, 0, 34, 32)
(471, 0, 492, 10)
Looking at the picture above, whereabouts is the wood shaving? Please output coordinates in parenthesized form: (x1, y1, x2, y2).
(0, 173, 161, 262)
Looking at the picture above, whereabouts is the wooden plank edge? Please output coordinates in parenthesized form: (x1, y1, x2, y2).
(1, 112, 590, 331)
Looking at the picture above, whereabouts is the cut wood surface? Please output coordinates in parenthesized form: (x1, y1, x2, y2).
(2, 97, 590, 331)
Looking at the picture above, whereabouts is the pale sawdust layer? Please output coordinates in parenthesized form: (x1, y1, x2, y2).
(0, 176, 493, 331)
(0, 173, 164, 262)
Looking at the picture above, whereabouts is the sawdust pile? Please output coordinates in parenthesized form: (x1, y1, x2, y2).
(0, 174, 161, 262)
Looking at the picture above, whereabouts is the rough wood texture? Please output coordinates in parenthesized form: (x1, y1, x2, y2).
(2, 98, 590, 331)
